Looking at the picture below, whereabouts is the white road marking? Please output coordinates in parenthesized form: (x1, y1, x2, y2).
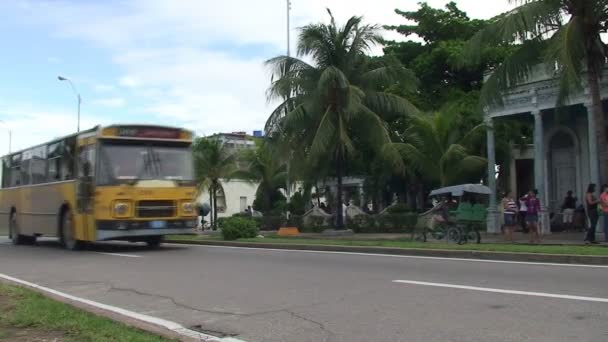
(0, 272, 245, 342)
(392, 280, 608, 303)
(95, 252, 142, 258)
(167, 243, 608, 269)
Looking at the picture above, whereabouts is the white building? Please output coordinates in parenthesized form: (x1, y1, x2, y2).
(197, 179, 259, 218)
(196, 131, 261, 217)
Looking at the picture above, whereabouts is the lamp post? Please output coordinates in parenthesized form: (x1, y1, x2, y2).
(57, 75, 81, 132)
(284, 0, 292, 211)
(286, 0, 291, 57)
(0, 120, 12, 154)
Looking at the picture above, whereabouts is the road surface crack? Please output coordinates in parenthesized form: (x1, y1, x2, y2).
(284, 310, 333, 342)
(107, 286, 241, 316)
(57, 279, 335, 339)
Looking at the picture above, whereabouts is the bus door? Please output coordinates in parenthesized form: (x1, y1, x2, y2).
(76, 143, 95, 241)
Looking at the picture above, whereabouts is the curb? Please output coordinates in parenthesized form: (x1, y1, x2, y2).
(0, 273, 245, 342)
(166, 239, 608, 265)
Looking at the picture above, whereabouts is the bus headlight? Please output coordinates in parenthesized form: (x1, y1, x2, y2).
(113, 201, 132, 218)
(181, 201, 195, 215)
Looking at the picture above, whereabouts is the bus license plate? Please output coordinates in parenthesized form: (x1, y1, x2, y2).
(150, 221, 167, 229)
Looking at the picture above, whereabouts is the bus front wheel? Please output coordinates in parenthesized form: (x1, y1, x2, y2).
(10, 213, 26, 245)
(144, 236, 163, 249)
(60, 209, 82, 251)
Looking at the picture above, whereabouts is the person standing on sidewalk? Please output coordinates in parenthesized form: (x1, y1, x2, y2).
(584, 184, 599, 244)
(600, 185, 608, 242)
(561, 190, 576, 231)
(518, 194, 528, 233)
(502, 191, 518, 242)
(523, 190, 541, 244)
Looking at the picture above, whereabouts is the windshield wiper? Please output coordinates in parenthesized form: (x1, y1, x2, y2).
(136, 148, 162, 181)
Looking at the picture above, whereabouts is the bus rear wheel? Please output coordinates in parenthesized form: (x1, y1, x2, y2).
(60, 209, 82, 251)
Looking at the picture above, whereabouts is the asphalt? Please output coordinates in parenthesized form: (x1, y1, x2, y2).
(0, 237, 607, 342)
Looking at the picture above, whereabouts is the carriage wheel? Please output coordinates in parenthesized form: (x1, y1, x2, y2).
(447, 226, 463, 244)
(466, 229, 481, 244)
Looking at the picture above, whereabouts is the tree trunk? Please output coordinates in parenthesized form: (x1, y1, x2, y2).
(587, 59, 608, 183)
(336, 151, 344, 229)
(208, 189, 213, 229)
(212, 182, 218, 230)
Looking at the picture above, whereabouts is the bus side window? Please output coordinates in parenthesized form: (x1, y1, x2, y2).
(47, 142, 63, 181)
(1, 158, 9, 188)
(31, 157, 47, 184)
(10, 154, 21, 187)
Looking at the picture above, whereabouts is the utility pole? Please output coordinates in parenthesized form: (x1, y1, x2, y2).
(285, 0, 292, 214)
(287, 0, 291, 57)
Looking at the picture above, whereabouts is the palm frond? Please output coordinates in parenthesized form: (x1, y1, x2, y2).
(318, 66, 350, 92)
(545, 17, 586, 106)
(310, 107, 336, 159)
(359, 65, 418, 92)
(479, 39, 547, 107)
(460, 0, 562, 67)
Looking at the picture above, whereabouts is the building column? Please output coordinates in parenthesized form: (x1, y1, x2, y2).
(585, 102, 601, 239)
(359, 183, 365, 209)
(485, 117, 499, 233)
(533, 110, 550, 235)
(584, 102, 601, 187)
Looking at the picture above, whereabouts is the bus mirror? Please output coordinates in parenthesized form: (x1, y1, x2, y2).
(200, 203, 211, 216)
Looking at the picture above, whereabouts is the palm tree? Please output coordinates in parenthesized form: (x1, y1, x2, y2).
(265, 10, 419, 228)
(461, 0, 608, 182)
(193, 137, 238, 229)
(233, 140, 287, 213)
(396, 110, 487, 187)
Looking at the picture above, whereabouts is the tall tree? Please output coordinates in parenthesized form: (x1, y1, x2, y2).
(461, 0, 608, 182)
(234, 140, 287, 213)
(193, 137, 238, 229)
(396, 110, 487, 187)
(384, 2, 509, 111)
(265, 10, 418, 228)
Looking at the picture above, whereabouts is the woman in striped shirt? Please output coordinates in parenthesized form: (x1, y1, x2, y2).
(502, 191, 518, 242)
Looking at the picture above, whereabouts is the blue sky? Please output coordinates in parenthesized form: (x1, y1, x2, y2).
(0, 0, 510, 155)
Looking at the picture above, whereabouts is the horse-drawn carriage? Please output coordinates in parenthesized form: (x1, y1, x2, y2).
(415, 184, 490, 244)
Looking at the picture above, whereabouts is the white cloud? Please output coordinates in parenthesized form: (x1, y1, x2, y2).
(118, 76, 141, 88)
(94, 84, 116, 92)
(0, 105, 108, 156)
(6, 0, 515, 135)
(93, 97, 126, 108)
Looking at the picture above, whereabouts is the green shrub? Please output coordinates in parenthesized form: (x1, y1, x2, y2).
(347, 213, 418, 233)
(288, 192, 306, 215)
(288, 215, 304, 229)
(232, 212, 250, 218)
(346, 215, 374, 232)
(216, 217, 229, 229)
(260, 216, 286, 231)
(221, 217, 260, 240)
(301, 216, 327, 233)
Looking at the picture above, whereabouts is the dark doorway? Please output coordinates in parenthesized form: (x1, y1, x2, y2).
(515, 159, 534, 198)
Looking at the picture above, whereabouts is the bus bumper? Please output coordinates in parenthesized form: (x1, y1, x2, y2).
(96, 219, 196, 241)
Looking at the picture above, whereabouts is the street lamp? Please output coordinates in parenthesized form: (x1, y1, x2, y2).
(0, 120, 12, 153)
(57, 75, 81, 132)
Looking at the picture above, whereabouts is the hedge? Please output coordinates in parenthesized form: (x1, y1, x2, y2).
(347, 213, 418, 233)
(221, 217, 260, 240)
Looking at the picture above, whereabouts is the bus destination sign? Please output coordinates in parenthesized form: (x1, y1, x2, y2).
(117, 127, 182, 139)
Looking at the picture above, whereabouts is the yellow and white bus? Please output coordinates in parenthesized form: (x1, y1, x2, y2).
(0, 124, 197, 249)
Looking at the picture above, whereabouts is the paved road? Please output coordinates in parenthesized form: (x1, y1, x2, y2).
(0, 237, 607, 342)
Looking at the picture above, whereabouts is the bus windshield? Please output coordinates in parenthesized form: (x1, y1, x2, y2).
(98, 142, 194, 185)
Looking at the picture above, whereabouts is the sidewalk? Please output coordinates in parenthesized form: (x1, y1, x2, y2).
(285, 231, 598, 246)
